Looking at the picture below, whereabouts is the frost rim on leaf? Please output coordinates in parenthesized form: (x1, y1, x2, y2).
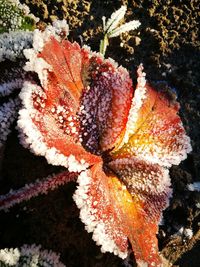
(73, 170, 128, 259)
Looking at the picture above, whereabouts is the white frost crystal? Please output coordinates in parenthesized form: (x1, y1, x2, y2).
(103, 5, 127, 33)
(0, 31, 33, 62)
(0, 248, 20, 265)
(0, 244, 65, 267)
(109, 19, 141, 37)
(187, 182, 200, 192)
(103, 6, 140, 37)
(0, 79, 24, 96)
(0, 98, 19, 148)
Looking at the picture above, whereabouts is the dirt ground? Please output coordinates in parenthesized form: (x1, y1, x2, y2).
(0, 0, 200, 266)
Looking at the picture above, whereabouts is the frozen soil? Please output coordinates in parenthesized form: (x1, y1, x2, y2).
(0, 0, 200, 266)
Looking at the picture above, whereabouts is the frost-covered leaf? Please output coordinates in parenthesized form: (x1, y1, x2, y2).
(18, 24, 133, 169)
(0, 244, 65, 267)
(109, 157, 172, 221)
(73, 162, 163, 266)
(38, 38, 85, 103)
(103, 5, 140, 37)
(112, 64, 192, 167)
(0, 0, 38, 33)
(100, 5, 140, 55)
(109, 20, 141, 38)
(80, 54, 133, 152)
(0, 19, 192, 267)
(103, 5, 127, 33)
(73, 162, 129, 258)
(18, 25, 100, 171)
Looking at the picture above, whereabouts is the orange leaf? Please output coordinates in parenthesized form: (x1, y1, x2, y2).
(109, 157, 172, 221)
(73, 161, 164, 266)
(39, 38, 87, 106)
(19, 40, 100, 169)
(112, 65, 191, 167)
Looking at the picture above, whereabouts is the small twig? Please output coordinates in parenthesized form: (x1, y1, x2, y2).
(0, 171, 78, 211)
(161, 227, 200, 265)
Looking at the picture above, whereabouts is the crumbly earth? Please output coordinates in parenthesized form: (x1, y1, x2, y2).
(0, 0, 200, 266)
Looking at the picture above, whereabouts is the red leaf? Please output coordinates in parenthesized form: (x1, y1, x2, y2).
(112, 65, 192, 167)
(73, 161, 163, 266)
(18, 38, 101, 170)
(39, 37, 87, 106)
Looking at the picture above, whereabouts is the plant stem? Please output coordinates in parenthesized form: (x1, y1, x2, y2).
(99, 34, 109, 56)
(0, 171, 77, 211)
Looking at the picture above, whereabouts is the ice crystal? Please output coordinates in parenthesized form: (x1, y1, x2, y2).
(0, 21, 33, 148)
(0, 31, 33, 62)
(0, 244, 65, 267)
(187, 182, 200, 192)
(0, 98, 19, 148)
(0, 248, 20, 266)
